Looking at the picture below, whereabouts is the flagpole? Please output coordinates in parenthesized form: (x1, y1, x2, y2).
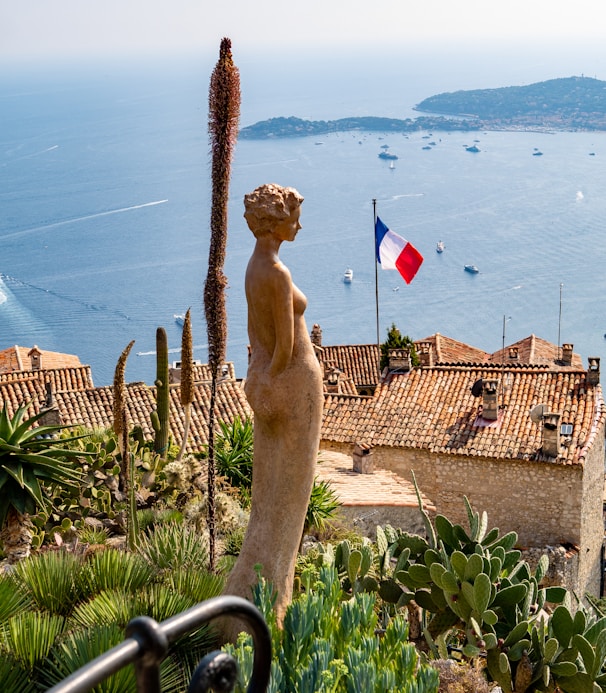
(557, 282, 563, 361)
(373, 199, 380, 367)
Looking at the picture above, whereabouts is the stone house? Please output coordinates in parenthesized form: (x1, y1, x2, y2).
(316, 332, 605, 598)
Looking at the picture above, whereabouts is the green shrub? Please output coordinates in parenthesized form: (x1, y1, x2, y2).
(225, 565, 440, 692)
(137, 521, 208, 571)
(304, 477, 341, 537)
(11, 550, 85, 616)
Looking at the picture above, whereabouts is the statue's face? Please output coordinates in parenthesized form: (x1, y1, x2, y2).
(274, 206, 301, 242)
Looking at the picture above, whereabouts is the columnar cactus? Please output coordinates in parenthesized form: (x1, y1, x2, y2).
(176, 308, 193, 462)
(153, 327, 170, 458)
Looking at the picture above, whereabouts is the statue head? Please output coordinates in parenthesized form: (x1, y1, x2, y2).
(244, 183, 304, 238)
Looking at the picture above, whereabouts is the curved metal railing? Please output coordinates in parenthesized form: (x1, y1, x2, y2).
(45, 595, 272, 693)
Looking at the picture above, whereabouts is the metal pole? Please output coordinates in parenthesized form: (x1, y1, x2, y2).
(558, 283, 563, 361)
(373, 199, 380, 373)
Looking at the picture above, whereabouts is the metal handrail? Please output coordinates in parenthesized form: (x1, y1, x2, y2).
(45, 595, 272, 693)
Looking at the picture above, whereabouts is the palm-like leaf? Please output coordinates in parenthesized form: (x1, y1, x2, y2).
(70, 589, 137, 630)
(166, 567, 225, 603)
(137, 522, 209, 571)
(305, 478, 341, 535)
(1, 611, 65, 670)
(41, 624, 137, 693)
(11, 550, 84, 616)
(82, 548, 155, 594)
(0, 655, 35, 693)
(0, 574, 31, 621)
(214, 416, 254, 490)
(41, 623, 183, 693)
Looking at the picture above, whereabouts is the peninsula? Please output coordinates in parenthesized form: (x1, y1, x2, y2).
(239, 76, 606, 139)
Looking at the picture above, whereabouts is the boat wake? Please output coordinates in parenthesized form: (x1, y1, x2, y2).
(136, 344, 208, 357)
(2, 200, 169, 241)
(0, 273, 131, 321)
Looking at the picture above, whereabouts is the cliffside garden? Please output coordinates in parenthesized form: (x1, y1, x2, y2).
(3, 380, 606, 691)
(4, 39, 606, 693)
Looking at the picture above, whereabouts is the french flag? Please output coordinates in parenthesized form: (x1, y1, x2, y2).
(375, 216, 423, 284)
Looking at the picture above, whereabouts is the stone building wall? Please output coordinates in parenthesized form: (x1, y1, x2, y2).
(577, 416, 606, 598)
(337, 505, 427, 541)
(373, 447, 583, 550)
(320, 437, 604, 597)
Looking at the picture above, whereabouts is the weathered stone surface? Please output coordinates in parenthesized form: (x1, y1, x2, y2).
(222, 184, 323, 639)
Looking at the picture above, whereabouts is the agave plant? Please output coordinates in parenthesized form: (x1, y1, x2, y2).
(0, 403, 87, 563)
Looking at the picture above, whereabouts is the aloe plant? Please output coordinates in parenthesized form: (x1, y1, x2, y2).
(0, 403, 87, 563)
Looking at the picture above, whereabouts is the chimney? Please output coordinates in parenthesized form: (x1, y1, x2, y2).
(508, 346, 519, 361)
(542, 411, 561, 457)
(310, 323, 323, 347)
(587, 357, 600, 386)
(417, 342, 434, 367)
(37, 381, 61, 427)
(388, 348, 411, 373)
(481, 378, 499, 420)
(325, 367, 344, 394)
(352, 442, 374, 474)
(169, 363, 182, 384)
(28, 345, 42, 371)
(561, 343, 573, 366)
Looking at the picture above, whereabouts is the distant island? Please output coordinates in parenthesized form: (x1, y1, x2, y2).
(239, 76, 606, 139)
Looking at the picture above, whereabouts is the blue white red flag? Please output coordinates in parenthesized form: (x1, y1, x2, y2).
(375, 216, 423, 284)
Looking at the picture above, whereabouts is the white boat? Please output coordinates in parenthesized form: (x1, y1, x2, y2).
(436, 240, 445, 253)
(343, 268, 353, 283)
(174, 314, 185, 327)
(464, 265, 479, 274)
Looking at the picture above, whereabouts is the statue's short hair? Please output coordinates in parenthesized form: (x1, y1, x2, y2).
(244, 183, 303, 236)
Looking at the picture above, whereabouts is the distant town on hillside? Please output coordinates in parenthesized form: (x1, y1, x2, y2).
(239, 76, 606, 138)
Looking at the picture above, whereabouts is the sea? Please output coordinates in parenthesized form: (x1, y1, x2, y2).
(2, 49, 606, 387)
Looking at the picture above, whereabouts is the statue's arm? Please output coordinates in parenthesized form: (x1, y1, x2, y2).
(269, 269, 294, 376)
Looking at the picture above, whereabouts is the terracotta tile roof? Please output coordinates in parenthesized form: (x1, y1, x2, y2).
(0, 345, 83, 374)
(169, 362, 237, 384)
(488, 335, 584, 370)
(318, 344, 381, 388)
(0, 366, 95, 418)
(416, 333, 490, 364)
(53, 377, 252, 453)
(322, 363, 604, 466)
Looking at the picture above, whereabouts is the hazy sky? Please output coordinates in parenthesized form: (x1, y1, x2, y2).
(2, 0, 604, 66)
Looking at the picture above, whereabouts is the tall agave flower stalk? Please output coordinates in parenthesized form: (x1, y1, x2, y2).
(204, 37, 240, 571)
(113, 340, 134, 493)
(176, 308, 193, 462)
(112, 340, 139, 549)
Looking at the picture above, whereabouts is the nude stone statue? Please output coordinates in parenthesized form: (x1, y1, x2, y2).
(222, 183, 323, 636)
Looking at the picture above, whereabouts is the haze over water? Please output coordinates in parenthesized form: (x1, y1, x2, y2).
(1, 45, 606, 386)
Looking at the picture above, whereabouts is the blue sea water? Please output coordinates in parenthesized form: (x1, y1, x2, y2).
(1, 56, 606, 386)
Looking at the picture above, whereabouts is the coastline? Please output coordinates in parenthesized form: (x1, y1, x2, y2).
(239, 115, 605, 140)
